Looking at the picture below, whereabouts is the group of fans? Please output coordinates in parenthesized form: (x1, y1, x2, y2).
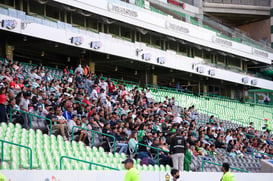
(0, 58, 272, 172)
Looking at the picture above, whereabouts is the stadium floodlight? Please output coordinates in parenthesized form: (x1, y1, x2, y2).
(242, 77, 248, 84)
(197, 66, 204, 73)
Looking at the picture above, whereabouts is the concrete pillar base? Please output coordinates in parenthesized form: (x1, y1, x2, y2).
(5, 44, 14, 60)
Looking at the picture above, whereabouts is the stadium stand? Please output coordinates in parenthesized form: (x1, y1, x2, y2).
(0, 58, 272, 173)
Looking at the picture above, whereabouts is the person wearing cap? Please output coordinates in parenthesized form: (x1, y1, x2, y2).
(122, 158, 140, 181)
(221, 162, 234, 181)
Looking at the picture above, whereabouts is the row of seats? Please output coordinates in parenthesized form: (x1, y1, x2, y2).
(146, 88, 272, 131)
(0, 122, 170, 171)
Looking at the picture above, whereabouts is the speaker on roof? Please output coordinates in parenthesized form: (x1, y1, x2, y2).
(208, 69, 215, 76)
(90, 41, 102, 49)
(197, 66, 204, 73)
(71, 37, 83, 46)
(242, 77, 248, 84)
(251, 79, 257, 85)
(141, 53, 151, 61)
(157, 57, 166, 64)
(2, 20, 17, 30)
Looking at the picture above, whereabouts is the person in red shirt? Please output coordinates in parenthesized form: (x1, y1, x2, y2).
(82, 95, 91, 106)
(108, 81, 116, 96)
(17, 78, 24, 89)
(0, 87, 7, 122)
(64, 66, 69, 74)
(87, 106, 96, 120)
(9, 77, 17, 89)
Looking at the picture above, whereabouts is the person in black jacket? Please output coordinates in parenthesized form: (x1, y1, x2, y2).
(170, 130, 187, 171)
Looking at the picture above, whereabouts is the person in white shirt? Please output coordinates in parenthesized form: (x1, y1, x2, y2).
(55, 108, 68, 141)
(217, 122, 225, 132)
(99, 88, 107, 104)
(173, 114, 183, 124)
(67, 115, 79, 136)
(74, 64, 84, 75)
(225, 130, 233, 145)
(145, 89, 153, 103)
(19, 92, 31, 129)
(32, 79, 40, 89)
(99, 78, 108, 92)
(30, 69, 41, 80)
(90, 85, 98, 101)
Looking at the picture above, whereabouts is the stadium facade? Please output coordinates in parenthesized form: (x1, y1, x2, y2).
(0, 0, 273, 101)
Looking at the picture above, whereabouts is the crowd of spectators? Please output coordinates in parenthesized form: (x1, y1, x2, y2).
(0, 59, 272, 172)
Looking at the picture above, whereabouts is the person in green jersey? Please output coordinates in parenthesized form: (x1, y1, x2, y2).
(221, 163, 234, 181)
(184, 143, 192, 172)
(122, 158, 140, 181)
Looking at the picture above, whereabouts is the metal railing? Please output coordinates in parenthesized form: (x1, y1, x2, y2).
(9, 108, 52, 135)
(135, 143, 169, 165)
(230, 119, 245, 126)
(71, 126, 116, 154)
(73, 100, 88, 106)
(204, 0, 270, 6)
(198, 108, 221, 121)
(252, 151, 273, 159)
(215, 104, 235, 119)
(243, 132, 255, 138)
(196, 119, 207, 126)
(0, 139, 33, 169)
(59, 155, 120, 171)
(262, 110, 273, 121)
(248, 116, 263, 130)
(201, 160, 248, 173)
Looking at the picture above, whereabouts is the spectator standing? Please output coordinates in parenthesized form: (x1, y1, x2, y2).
(74, 64, 84, 75)
(0, 88, 7, 122)
(170, 130, 187, 171)
(184, 143, 192, 172)
(19, 92, 31, 129)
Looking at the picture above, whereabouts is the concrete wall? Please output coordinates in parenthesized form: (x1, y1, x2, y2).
(1, 170, 273, 181)
(50, 0, 273, 64)
(238, 18, 271, 44)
